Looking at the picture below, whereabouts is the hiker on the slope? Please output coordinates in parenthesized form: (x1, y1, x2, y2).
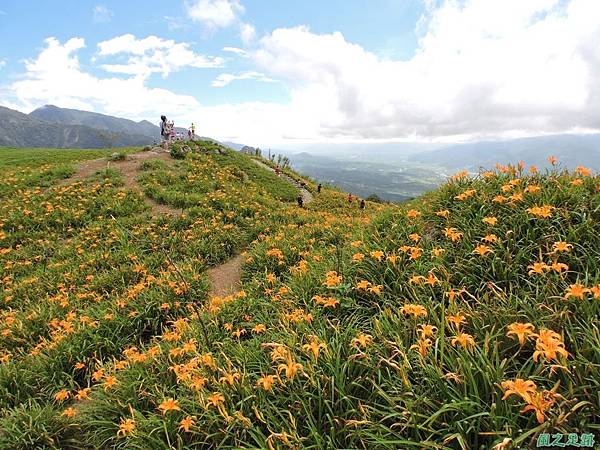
(317, 183, 322, 193)
(348, 193, 353, 203)
(360, 199, 365, 210)
(297, 194, 304, 208)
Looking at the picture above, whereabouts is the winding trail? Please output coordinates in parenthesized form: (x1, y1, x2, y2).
(61, 149, 311, 298)
(207, 159, 314, 297)
(60, 149, 180, 217)
(251, 159, 314, 204)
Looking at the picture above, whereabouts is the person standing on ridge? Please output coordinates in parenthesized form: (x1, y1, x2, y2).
(191, 122, 196, 138)
(317, 183, 322, 193)
(160, 115, 168, 150)
(169, 121, 176, 141)
(297, 194, 304, 208)
(360, 199, 365, 210)
(348, 193, 353, 203)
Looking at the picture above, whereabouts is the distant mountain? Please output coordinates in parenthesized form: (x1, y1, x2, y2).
(222, 141, 248, 151)
(0, 106, 154, 148)
(408, 134, 600, 171)
(30, 105, 161, 138)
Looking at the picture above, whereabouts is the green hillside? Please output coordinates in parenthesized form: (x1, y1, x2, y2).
(0, 143, 598, 449)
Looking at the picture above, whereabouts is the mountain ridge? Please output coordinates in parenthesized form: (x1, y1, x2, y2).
(0, 106, 154, 148)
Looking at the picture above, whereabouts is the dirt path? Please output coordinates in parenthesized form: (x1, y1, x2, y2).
(60, 149, 181, 217)
(206, 254, 244, 297)
(251, 159, 314, 205)
(207, 158, 313, 298)
(64, 150, 310, 298)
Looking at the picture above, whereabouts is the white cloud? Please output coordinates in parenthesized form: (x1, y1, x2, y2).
(8, 37, 199, 120)
(239, 22, 256, 45)
(185, 0, 244, 30)
(97, 34, 224, 77)
(93, 5, 113, 23)
(211, 71, 276, 87)
(4, 0, 600, 145)
(249, 0, 600, 140)
(222, 46, 249, 57)
(0, 59, 5, 69)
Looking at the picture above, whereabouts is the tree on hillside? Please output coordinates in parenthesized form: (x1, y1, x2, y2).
(366, 194, 383, 203)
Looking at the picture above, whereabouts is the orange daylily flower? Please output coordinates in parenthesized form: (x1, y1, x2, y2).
(527, 262, 549, 276)
(302, 337, 327, 360)
(526, 205, 555, 218)
(521, 391, 555, 424)
(533, 329, 569, 363)
(158, 398, 181, 414)
(482, 216, 498, 226)
(451, 333, 475, 349)
(117, 418, 136, 437)
(564, 283, 589, 300)
(418, 324, 437, 338)
(256, 374, 278, 391)
(552, 241, 572, 253)
(252, 324, 266, 334)
(179, 416, 196, 432)
(473, 245, 493, 256)
(370, 250, 384, 261)
(501, 378, 537, 403)
(352, 253, 365, 262)
(410, 338, 432, 357)
(54, 389, 70, 402)
(446, 314, 466, 329)
(277, 358, 304, 380)
(400, 303, 428, 319)
(62, 407, 76, 418)
(351, 334, 373, 349)
(506, 322, 536, 345)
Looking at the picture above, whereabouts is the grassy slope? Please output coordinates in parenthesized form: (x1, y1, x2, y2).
(0, 146, 598, 449)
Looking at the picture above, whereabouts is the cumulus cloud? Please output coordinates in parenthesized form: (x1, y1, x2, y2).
(251, 0, 600, 140)
(93, 5, 113, 23)
(211, 71, 276, 87)
(185, 0, 244, 30)
(97, 34, 224, 77)
(8, 37, 199, 120)
(4, 0, 600, 145)
(0, 59, 5, 69)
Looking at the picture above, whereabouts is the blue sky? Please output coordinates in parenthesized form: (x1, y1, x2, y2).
(0, 0, 599, 145)
(0, 1, 423, 106)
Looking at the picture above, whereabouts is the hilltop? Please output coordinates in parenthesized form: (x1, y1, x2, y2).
(0, 142, 598, 449)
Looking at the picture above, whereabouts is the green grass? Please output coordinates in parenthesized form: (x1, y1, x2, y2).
(0, 147, 598, 449)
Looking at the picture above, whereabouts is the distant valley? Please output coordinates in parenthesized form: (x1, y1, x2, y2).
(273, 134, 600, 201)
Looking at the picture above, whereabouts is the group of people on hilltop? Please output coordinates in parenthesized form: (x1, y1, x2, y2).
(160, 115, 196, 149)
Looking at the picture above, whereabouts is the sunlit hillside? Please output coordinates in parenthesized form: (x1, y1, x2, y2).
(0, 143, 598, 449)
